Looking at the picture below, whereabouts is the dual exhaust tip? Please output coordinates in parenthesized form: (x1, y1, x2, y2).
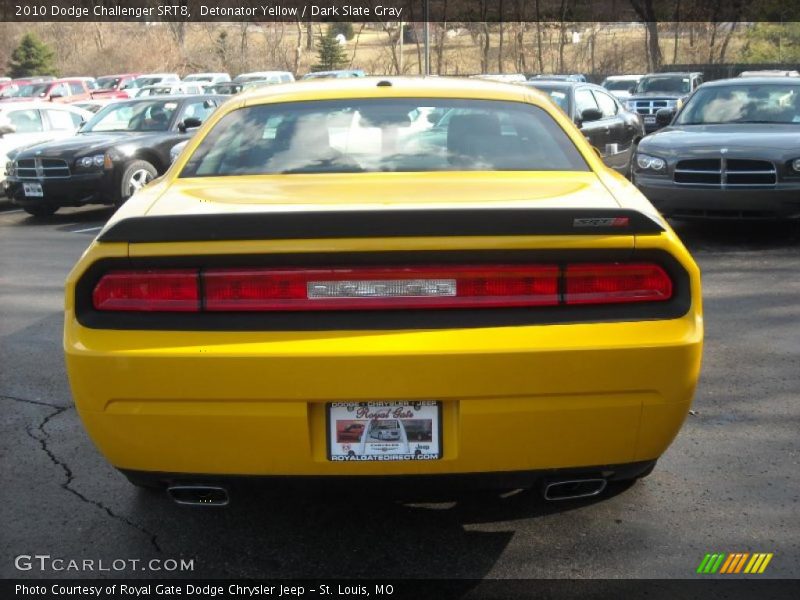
(167, 485, 229, 507)
(165, 478, 608, 506)
(542, 478, 608, 501)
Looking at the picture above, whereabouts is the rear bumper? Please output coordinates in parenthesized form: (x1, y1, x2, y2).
(637, 178, 800, 219)
(120, 460, 658, 492)
(66, 315, 702, 478)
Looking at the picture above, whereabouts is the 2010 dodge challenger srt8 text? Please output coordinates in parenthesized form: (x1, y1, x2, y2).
(64, 78, 703, 505)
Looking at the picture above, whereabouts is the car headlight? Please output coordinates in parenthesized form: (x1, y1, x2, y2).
(676, 98, 684, 110)
(77, 154, 105, 169)
(636, 153, 666, 172)
(791, 158, 800, 172)
(5, 160, 14, 177)
(625, 100, 636, 110)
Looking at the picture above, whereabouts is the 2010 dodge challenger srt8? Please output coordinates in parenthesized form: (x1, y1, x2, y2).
(64, 78, 703, 505)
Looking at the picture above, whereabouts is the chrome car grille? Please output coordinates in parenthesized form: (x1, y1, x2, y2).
(674, 158, 776, 186)
(631, 100, 671, 115)
(14, 158, 71, 179)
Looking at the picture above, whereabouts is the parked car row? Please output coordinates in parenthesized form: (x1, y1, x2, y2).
(3, 94, 224, 216)
(0, 70, 366, 105)
(4, 70, 799, 222)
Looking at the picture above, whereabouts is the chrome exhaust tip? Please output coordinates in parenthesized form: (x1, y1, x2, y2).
(167, 485, 229, 507)
(543, 478, 607, 501)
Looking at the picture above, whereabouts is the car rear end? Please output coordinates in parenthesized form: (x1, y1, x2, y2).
(64, 80, 702, 498)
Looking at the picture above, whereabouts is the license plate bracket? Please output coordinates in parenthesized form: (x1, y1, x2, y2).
(23, 182, 43, 197)
(328, 401, 442, 462)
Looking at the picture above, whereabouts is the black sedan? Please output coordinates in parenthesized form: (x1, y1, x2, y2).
(522, 81, 644, 176)
(633, 77, 800, 220)
(5, 95, 223, 217)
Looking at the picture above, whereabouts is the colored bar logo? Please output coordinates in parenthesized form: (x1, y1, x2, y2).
(696, 553, 773, 574)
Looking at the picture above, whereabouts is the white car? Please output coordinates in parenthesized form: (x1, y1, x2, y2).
(135, 83, 205, 98)
(234, 71, 295, 84)
(601, 75, 645, 99)
(71, 99, 118, 114)
(122, 73, 180, 93)
(0, 102, 92, 195)
(183, 73, 231, 84)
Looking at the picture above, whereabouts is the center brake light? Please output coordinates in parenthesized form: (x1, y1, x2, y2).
(91, 263, 673, 312)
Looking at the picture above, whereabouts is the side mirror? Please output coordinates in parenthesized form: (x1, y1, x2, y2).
(655, 107, 676, 127)
(49, 93, 63, 101)
(579, 107, 603, 124)
(178, 117, 202, 133)
(0, 123, 15, 136)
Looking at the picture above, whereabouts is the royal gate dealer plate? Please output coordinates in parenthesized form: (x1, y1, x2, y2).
(328, 401, 441, 461)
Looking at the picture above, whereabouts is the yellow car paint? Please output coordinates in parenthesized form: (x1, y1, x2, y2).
(64, 78, 702, 482)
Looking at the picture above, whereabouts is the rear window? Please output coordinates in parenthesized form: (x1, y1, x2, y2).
(180, 98, 588, 176)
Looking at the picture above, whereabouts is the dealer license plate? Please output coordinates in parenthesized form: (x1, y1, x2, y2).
(23, 183, 43, 197)
(644, 115, 657, 125)
(328, 401, 441, 461)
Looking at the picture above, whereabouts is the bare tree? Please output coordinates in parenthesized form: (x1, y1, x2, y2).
(630, 0, 662, 70)
(534, 0, 544, 73)
(557, 0, 568, 72)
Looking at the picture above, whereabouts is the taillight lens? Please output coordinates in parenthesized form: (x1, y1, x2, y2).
(90, 263, 673, 312)
(203, 265, 559, 311)
(565, 263, 672, 305)
(92, 269, 199, 312)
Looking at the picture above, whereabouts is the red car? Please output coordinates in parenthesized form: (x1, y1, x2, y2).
(92, 73, 141, 99)
(0, 78, 92, 103)
(337, 422, 366, 442)
(0, 77, 53, 99)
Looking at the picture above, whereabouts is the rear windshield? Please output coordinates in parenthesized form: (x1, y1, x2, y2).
(180, 98, 588, 177)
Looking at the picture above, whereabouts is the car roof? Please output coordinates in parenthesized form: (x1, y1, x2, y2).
(604, 75, 644, 80)
(700, 76, 800, 87)
(0, 100, 87, 111)
(522, 80, 604, 91)
(237, 76, 556, 105)
(112, 94, 223, 104)
(643, 72, 702, 77)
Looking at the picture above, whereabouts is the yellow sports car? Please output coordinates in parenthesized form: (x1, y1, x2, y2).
(64, 78, 703, 505)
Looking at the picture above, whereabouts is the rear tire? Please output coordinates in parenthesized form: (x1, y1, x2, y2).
(24, 205, 58, 218)
(118, 160, 157, 206)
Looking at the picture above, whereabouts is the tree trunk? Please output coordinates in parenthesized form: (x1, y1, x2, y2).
(534, 3, 544, 72)
(672, 0, 681, 64)
(630, 0, 662, 70)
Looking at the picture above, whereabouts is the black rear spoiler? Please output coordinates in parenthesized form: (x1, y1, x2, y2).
(98, 208, 664, 244)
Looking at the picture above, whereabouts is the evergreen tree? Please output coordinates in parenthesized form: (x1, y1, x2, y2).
(314, 28, 348, 72)
(7, 33, 56, 78)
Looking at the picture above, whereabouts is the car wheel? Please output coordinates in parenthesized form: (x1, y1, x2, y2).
(119, 160, 157, 206)
(24, 205, 58, 219)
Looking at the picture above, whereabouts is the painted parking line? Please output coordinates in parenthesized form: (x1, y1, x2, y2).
(70, 225, 104, 234)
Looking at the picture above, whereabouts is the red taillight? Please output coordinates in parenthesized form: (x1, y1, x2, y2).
(92, 269, 200, 312)
(564, 263, 673, 305)
(203, 265, 560, 311)
(90, 263, 674, 312)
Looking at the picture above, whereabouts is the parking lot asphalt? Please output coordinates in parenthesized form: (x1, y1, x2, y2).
(1, 204, 798, 580)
